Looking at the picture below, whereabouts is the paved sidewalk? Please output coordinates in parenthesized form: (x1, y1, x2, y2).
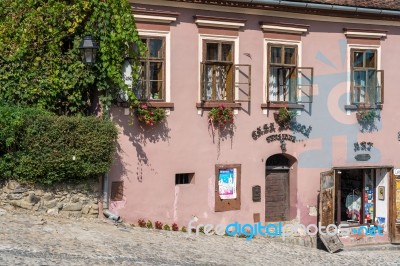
(0, 210, 399, 265)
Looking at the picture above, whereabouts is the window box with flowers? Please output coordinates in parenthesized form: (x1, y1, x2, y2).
(136, 103, 167, 126)
(274, 107, 296, 128)
(208, 104, 234, 130)
(356, 109, 379, 124)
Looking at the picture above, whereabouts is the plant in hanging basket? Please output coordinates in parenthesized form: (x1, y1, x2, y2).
(274, 107, 296, 127)
(356, 109, 378, 123)
(208, 104, 234, 129)
(135, 103, 166, 126)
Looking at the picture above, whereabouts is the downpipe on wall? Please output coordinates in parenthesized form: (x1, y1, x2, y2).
(101, 173, 122, 222)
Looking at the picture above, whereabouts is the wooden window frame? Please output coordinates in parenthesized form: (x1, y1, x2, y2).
(267, 44, 298, 104)
(215, 164, 241, 212)
(350, 48, 383, 108)
(136, 36, 166, 102)
(201, 40, 235, 103)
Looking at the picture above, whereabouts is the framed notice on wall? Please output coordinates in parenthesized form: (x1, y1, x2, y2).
(218, 168, 237, 199)
(215, 164, 241, 212)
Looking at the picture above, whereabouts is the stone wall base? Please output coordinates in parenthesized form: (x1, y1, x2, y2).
(0, 179, 100, 219)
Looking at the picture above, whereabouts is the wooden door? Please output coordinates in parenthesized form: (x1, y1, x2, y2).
(391, 173, 400, 243)
(319, 171, 335, 227)
(265, 170, 289, 222)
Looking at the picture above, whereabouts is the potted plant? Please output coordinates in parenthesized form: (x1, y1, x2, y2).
(208, 104, 234, 129)
(136, 103, 166, 126)
(356, 109, 378, 123)
(274, 107, 296, 127)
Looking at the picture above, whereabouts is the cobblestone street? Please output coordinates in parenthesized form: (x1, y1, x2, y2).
(0, 210, 399, 266)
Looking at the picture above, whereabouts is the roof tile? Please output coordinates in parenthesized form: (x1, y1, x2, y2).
(290, 0, 400, 10)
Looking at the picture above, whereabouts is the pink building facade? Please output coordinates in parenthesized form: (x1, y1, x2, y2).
(108, 0, 400, 245)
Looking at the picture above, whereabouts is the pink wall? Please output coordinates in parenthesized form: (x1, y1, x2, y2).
(109, 3, 400, 231)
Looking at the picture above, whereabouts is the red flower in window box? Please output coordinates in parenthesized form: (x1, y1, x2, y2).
(136, 103, 166, 126)
(208, 104, 234, 129)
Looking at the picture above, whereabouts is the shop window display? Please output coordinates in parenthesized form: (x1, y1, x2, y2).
(338, 169, 375, 225)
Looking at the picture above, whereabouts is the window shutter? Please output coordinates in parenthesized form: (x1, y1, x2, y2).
(225, 64, 234, 102)
(296, 67, 314, 103)
(234, 64, 251, 102)
(200, 62, 206, 101)
(377, 70, 384, 104)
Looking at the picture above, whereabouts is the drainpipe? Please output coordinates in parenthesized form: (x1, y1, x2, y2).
(103, 172, 109, 209)
(246, 0, 400, 16)
(100, 95, 123, 222)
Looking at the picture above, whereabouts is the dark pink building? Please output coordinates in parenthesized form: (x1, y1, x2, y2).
(108, 0, 400, 246)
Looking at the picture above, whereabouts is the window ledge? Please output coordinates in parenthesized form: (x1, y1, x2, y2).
(144, 102, 174, 108)
(196, 102, 241, 109)
(116, 101, 174, 108)
(345, 104, 382, 110)
(261, 102, 305, 109)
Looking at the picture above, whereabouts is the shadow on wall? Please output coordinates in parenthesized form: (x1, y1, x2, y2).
(208, 121, 235, 159)
(111, 107, 171, 183)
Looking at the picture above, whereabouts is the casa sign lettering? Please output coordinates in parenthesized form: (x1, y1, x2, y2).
(266, 134, 296, 143)
(251, 122, 312, 142)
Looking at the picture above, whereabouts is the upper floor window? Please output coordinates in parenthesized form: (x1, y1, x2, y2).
(268, 44, 297, 103)
(201, 40, 234, 102)
(135, 37, 165, 101)
(350, 49, 383, 107)
(267, 43, 313, 105)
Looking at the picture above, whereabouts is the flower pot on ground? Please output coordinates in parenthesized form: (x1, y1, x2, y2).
(135, 103, 166, 126)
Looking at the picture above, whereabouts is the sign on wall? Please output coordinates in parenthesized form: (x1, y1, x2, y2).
(218, 168, 237, 200)
(215, 164, 241, 212)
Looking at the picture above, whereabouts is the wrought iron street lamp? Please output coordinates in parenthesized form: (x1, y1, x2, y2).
(79, 35, 99, 65)
(280, 139, 287, 153)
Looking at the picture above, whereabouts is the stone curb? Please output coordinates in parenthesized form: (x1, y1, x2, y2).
(341, 244, 400, 252)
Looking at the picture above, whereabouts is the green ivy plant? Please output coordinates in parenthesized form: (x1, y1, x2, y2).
(0, 0, 144, 116)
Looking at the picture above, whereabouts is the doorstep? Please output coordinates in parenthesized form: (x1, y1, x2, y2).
(339, 231, 390, 247)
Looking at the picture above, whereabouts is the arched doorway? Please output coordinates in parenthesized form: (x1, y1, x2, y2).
(265, 154, 291, 222)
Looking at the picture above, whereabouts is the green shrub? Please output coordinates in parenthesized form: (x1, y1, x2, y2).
(0, 105, 118, 185)
(146, 220, 153, 229)
(163, 224, 171, 231)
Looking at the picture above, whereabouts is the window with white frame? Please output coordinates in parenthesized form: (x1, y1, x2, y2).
(201, 40, 234, 101)
(128, 30, 171, 103)
(350, 48, 383, 107)
(266, 42, 313, 104)
(134, 36, 166, 101)
(199, 36, 251, 104)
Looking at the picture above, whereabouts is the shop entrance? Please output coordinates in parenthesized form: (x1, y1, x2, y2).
(336, 169, 375, 226)
(265, 154, 290, 222)
(319, 167, 396, 242)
